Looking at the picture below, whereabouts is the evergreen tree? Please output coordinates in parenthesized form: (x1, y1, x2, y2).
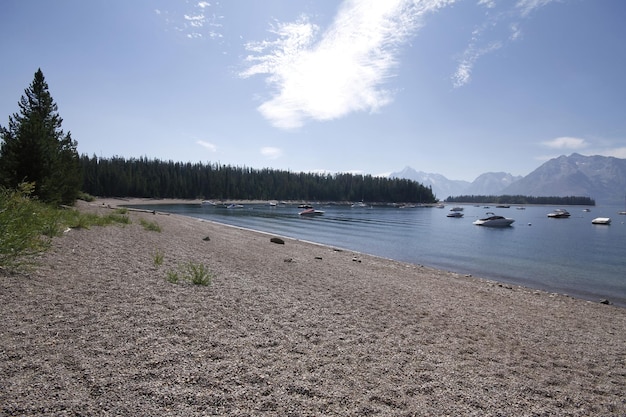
(0, 69, 81, 205)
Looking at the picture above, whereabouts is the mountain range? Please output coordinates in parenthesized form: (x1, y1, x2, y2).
(390, 153, 626, 205)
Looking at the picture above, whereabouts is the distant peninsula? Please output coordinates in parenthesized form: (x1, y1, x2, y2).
(445, 195, 595, 206)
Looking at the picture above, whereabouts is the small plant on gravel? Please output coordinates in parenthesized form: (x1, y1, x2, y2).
(185, 262, 213, 286)
(166, 270, 179, 284)
(140, 218, 162, 232)
(165, 262, 213, 286)
(153, 249, 164, 267)
(115, 208, 128, 215)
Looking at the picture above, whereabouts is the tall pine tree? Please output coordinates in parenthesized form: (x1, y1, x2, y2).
(0, 69, 81, 205)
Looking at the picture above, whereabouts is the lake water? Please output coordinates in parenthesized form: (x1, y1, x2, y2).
(133, 202, 626, 307)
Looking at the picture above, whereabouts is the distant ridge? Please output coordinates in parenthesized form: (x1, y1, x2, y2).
(391, 154, 626, 204)
(389, 167, 520, 200)
(502, 153, 626, 204)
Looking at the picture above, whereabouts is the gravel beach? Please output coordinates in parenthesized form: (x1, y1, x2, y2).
(1, 199, 625, 416)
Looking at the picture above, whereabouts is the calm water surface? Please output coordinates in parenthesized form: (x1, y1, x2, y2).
(134, 203, 626, 307)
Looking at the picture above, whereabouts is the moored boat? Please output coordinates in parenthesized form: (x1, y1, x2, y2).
(446, 212, 464, 218)
(547, 209, 571, 218)
(591, 217, 611, 225)
(299, 208, 324, 216)
(473, 212, 515, 227)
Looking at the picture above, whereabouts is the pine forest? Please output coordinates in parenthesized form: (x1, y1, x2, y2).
(80, 155, 437, 204)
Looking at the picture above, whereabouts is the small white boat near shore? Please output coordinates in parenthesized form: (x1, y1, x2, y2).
(591, 217, 611, 225)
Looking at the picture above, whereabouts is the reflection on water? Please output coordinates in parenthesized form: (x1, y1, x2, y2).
(134, 203, 626, 307)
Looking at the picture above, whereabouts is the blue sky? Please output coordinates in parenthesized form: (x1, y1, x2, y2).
(1, 0, 625, 181)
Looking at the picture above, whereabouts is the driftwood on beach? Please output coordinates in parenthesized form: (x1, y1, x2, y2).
(1, 198, 625, 416)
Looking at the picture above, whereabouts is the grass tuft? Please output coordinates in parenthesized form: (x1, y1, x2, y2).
(153, 249, 164, 267)
(185, 262, 213, 286)
(165, 261, 213, 286)
(166, 270, 179, 284)
(140, 218, 162, 232)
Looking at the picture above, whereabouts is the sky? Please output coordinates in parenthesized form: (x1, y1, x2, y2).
(1, 0, 625, 182)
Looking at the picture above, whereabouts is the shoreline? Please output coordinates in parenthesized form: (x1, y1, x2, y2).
(111, 197, 624, 308)
(1, 198, 625, 415)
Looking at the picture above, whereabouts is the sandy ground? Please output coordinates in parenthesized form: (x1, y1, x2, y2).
(1, 198, 625, 416)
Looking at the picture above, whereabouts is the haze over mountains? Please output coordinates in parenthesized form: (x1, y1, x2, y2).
(390, 154, 626, 205)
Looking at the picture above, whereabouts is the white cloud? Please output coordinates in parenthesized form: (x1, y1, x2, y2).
(197, 140, 217, 152)
(509, 22, 522, 41)
(184, 14, 206, 28)
(516, 0, 557, 18)
(542, 136, 588, 150)
(240, 0, 452, 129)
(478, 0, 497, 8)
(451, 0, 562, 88)
(261, 147, 283, 159)
(158, 2, 223, 40)
(452, 40, 502, 88)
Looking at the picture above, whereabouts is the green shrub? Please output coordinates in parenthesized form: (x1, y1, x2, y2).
(0, 184, 134, 271)
(140, 218, 161, 232)
(77, 192, 95, 202)
(0, 184, 54, 270)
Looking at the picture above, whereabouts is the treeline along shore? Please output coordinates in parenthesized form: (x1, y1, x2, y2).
(80, 155, 436, 203)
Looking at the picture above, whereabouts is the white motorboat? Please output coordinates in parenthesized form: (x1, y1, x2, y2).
(299, 208, 324, 216)
(450, 206, 464, 212)
(547, 209, 571, 218)
(591, 217, 611, 225)
(473, 212, 515, 227)
(446, 212, 464, 218)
